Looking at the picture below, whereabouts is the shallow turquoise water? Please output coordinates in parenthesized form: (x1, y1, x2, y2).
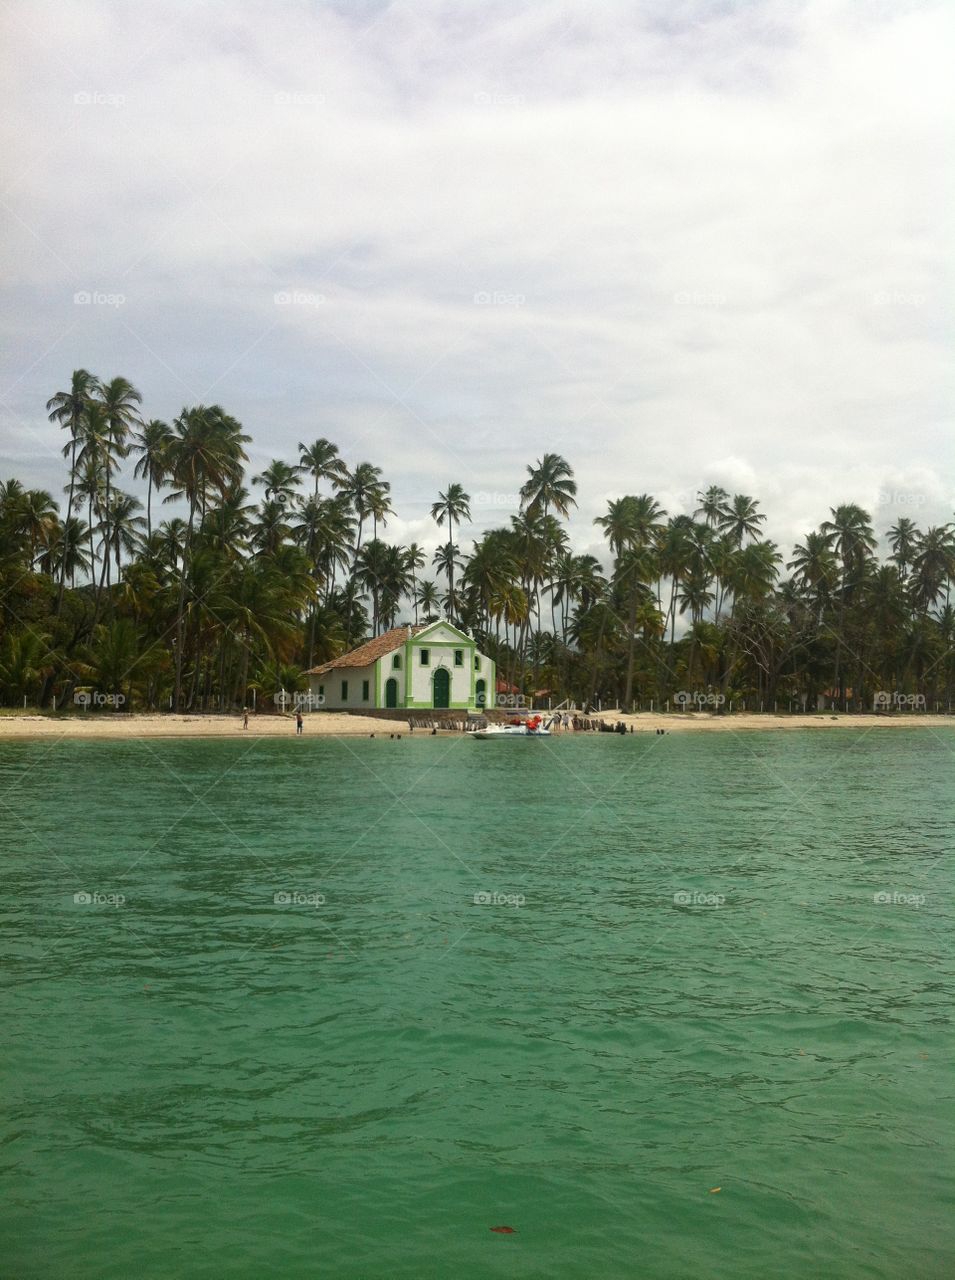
(1, 729, 953, 1279)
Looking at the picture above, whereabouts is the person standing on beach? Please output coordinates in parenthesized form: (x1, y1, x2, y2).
(295, 709, 304, 735)
(242, 707, 249, 730)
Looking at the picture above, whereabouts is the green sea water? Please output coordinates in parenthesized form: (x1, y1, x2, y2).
(1, 728, 953, 1279)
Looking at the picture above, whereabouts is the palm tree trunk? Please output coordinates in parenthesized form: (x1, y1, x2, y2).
(173, 496, 195, 712)
(56, 431, 78, 618)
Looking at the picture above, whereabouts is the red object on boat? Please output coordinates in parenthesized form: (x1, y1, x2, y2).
(490, 1226, 516, 1233)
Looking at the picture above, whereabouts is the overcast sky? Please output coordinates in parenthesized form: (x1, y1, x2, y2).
(1, 0, 951, 565)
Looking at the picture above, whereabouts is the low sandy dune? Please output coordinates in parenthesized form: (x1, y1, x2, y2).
(0, 710, 952, 737)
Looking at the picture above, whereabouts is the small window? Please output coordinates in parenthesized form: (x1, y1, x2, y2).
(474, 656, 480, 671)
(392, 654, 401, 669)
(318, 684, 325, 697)
(419, 648, 430, 666)
(341, 680, 348, 701)
(362, 680, 370, 701)
(454, 649, 463, 667)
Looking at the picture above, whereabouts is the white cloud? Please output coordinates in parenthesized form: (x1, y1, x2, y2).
(1, 0, 951, 562)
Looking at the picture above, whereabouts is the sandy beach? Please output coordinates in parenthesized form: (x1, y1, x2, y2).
(0, 710, 952, 738)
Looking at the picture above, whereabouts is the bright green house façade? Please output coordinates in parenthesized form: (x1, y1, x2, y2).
(305, 621, 496, 712)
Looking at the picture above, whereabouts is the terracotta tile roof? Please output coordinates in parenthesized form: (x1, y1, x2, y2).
(305, 625, 428, 676)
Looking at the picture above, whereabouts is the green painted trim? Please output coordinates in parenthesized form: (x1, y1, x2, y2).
(414, 620, 473, 644)
(403, 637, 413, 706)
(410, 639, 475, 649)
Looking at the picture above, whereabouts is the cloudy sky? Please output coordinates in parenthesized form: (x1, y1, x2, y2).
(1, 0, 951, 564)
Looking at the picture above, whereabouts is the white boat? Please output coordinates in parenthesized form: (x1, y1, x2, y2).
(471, 714, 552, 739)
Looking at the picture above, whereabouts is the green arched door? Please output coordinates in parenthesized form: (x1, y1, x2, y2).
(385, 677, 398, 708)
(433, 667, 450, 709)
(475, 678, 486, 708)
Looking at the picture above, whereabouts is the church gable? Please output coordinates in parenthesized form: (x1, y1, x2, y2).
(413, 621, 473, 647)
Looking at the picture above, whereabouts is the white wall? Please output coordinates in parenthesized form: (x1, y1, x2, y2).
(309, 662, 377, 711)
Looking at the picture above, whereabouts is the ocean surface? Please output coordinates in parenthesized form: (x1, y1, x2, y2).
(1, 728, 953, 1279)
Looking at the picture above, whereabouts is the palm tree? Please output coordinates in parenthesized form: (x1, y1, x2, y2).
(340, 462, 385, 557)
(415, 579, 441, 622)
(101, 490, 146, 576)
(887, 517, 920, 582)
(788, 531, 838, 618)
(94, 376, 143, 604)
(431, 484, 471, 608)
(298, 438, 348, 498)
(166, 405, 250, 710)
(821, 504, 876, 705)
(909, 526, 955, 614)
(18, 489, 59, 568)
(432, 542, 464, 620)
(404, 542, 426, 623)
(46, 368, 95, 613)
(252, 459, 301, 505)
(695, 485, 730, 529)
(520, 453, 577, 518)
(40, 516, 91, 587)
(131, 419, 173, 537)
(718, 493, 766, 547)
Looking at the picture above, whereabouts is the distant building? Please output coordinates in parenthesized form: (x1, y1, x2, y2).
(305, 621, 495, 711)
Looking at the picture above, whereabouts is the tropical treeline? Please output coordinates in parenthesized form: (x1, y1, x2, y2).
(1, 369, 954, 712)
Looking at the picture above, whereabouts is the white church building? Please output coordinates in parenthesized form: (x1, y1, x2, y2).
(305, 621, 495, 712)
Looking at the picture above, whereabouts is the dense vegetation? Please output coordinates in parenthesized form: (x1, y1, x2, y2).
(1, 369, 953, 713)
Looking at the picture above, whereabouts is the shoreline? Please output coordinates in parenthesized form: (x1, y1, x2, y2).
(0, 710, 953, 739)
